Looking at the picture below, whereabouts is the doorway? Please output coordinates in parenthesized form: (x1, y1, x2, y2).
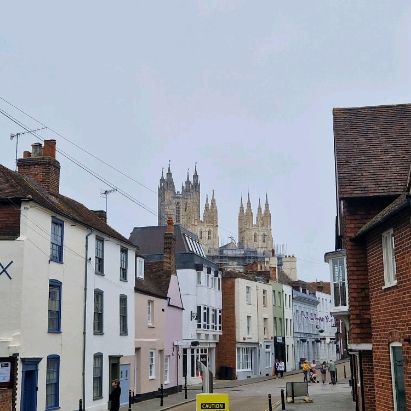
(108, 356, 121, 400)
(119, 364, 130, 406)
(20, 358, 42, 411)
(390, 343, 407, 411)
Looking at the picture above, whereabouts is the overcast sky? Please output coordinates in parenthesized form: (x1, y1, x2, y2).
(1, 1, 411, 281)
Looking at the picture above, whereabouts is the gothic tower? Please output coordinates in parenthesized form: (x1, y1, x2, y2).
(158, 164, 219, 254)
(238, 193, 273, 254)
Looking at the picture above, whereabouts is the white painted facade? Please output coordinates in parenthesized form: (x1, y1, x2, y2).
(235, 278, 273, 379)
(0, 200, 135, 411)
(283, 284, 295, 371)
(178, 264, 222, 384)
(315, 290, 337, 364)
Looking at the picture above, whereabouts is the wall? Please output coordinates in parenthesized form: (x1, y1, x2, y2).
(283, 284, 295, 371)
(0, 390, 12, 411)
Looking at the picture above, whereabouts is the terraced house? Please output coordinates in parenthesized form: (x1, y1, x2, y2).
(0, 140, 136, 410)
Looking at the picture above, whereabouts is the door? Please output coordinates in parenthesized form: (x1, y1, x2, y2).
(21, 358, 41, 411)
(119, 364, 130, 405)
(391, 346, 407, 411)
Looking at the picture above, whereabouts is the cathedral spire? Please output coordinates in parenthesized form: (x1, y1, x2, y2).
(247, 191, 251, 209)
(240, 195, 244, 212)
(265, 193, 270, 212)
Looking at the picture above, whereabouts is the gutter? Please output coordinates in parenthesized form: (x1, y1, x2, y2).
(82, 228, 93, 407)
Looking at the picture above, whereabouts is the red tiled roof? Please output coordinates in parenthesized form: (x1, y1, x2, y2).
(0, 164, 133, 245)
(333, 104, 411, 199)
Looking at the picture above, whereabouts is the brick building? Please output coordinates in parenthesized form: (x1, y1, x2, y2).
(327, 104, 411, 411)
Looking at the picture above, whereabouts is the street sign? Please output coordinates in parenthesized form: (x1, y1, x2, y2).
(196, 393, 230, 410)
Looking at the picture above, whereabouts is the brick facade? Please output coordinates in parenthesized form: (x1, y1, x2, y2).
(0, 390, 12, 411)
(215, 277, 236, 377)
(0, 203, 20, 238)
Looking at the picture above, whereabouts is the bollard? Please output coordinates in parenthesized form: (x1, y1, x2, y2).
(184, 375, 188, 400)
(79, 399, 83, 411)
(344, 365, 346, 379)
(281, 389, 286, 410)
(160, 384, 164, 406)
(268, 393, 273, 411)
(128, 390, 132, 411)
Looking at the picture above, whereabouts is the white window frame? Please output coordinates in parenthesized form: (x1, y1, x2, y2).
(246, 286, 251, 305)
(382, 229, 397, 288)
(246, 315, 251, 336)
(164, 355, 170, 384)
(263, 317, 268, 337)
(197, 271, 202, 286)
(265, 344, 271, 367)
(237, 347, 253, 371)
(136, 257, 144, 279)
(149, 350, 156, 379)
(262, 289, 267, 307)
(148, 300, 154, 326)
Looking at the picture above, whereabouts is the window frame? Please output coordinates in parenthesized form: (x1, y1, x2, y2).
(48, 280, 62, 333)
(120, 247, 128, 281)
(93, 289, 104, 335)
(149, 350, 156, 379)
(95, 237, 105, 275)
(382, 228, 397, 288)
(93, 353, 103, 400)
(246, 315, 251, 336)
(262, 289, 267, 307)
(46, 355, 60, 410)
(119, 294, 128, 336)
(236, 347, 253, 371)
(136, 256, 144, 279)
(164, 355, 170, 384)
(246, 286, 251, 305)
(148, 300, 154, 326)
(50, 217, 64, 263)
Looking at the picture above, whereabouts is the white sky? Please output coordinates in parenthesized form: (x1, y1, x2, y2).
(1, 1, 411, 281)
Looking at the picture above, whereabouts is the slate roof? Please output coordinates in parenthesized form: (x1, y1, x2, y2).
(135, 261, 170, 299)
(333, 104, 411, 199)
(0, 164, 133, 245)
(355, 193, 411, 239)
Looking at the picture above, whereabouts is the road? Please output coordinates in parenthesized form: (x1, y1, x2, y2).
(171, 362, 351, 411)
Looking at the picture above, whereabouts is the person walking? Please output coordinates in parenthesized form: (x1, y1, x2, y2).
(320, 361, 327, 384)
(109, 379, 121, 411)
(328, 360, 337, 385)
(273, 359, 279, 378)
(278, 360, 285, 378)
(302, 360, 310, 382)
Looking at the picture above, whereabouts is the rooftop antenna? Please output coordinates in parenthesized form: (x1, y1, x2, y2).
(101, 188, 117, 216)
(10, 127, 47, 170)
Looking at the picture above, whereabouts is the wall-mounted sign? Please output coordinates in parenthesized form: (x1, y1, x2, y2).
(0, 362, 11, 383)
(0, 357, 15, 388)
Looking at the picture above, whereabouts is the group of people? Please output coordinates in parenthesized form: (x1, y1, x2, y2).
(302, 359, 337, 385)
(273, 359, 285, 378)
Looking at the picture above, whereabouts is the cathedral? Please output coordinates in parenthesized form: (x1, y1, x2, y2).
(238, 193, 274, 254)
(158, 164, 219, 254)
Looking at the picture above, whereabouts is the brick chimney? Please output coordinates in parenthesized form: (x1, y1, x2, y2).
(92, 210, 107, 222)
(163, 216, 176, 275)
(17, 140, 60, 193)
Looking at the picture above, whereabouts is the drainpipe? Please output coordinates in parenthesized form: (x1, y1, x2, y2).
(82, 229, 93, 407)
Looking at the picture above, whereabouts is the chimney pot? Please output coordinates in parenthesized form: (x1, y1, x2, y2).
(43, 139, 56, 158)
(31, 143, 43, 157)
(23, 151, 31, 159)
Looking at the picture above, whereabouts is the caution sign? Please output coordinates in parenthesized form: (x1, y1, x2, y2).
(196, 393, 230, 411)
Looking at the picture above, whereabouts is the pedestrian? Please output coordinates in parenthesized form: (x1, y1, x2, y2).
(320, 361, 327, 384)
(328, 360, 336, 385)
(302, 360, 310, 382)
(273, 359, 279, 378)
(109, 379, 121, 411)
(278, 360, 285, 378)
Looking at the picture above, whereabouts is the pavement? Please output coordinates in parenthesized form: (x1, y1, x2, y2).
(120, 359, 352, 411)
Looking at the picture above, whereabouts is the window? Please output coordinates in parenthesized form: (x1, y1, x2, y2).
(197, 306, 202, 329)
(254, 233, 257, 242)
(290, 319, 293, 334)
(262, 289, 267, 307)
(247, 316, 251, 336)
(46, 355, 60, 409)
(278, 292, 282, 306)
(279, 318, 283, 335)
(93, 353, 103, 400)
(211, 309, 217, 331)
(48, 280, 62, 333)
(265, 344, 271, 367)
(50, 218, 64, 263)
(94, 290, 104, 334)
(206, 274, 211, 287)
(246, 286, 251, 305)
(263, 318, 268, 337)
(95, 237, 104, 274)
(390, 342, 407, 410)
(200, 230, 202, 240)
(382, 229, 397, 287)
(218, 309, 222, 331)
(286, 345, 289, 362)
(286, 319, 289, 336)
(120, 295, 128, 335)
(120, 247, 128, 281)
(208, 230, 211, 240)
(284, 294, 287, 308)
(274, 317, 277, 335)
(148, 300, 154, 326)
(273, 291, 276, 306)
(176, 202, 181, 224)
(136, 256, 144, 279)
(197, 271, 202, 285)
(149, 351, 156, 379)
(237, 347, 253, 371)
(217, 277, 221, 291)
(164, 356, 170, 384)
(332, 257, 347, 306)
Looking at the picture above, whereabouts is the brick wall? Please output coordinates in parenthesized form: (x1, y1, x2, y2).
(341, 197, 393, 344)
(17, 157, 60, 193)
(0, 389, 12, 411)
(216, 277, 236, 378)
(0, 203, 20, 238)
(365, 208, 411, 410)
(361, 351, 376, 411)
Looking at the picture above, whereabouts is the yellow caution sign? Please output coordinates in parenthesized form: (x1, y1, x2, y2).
(196, 393, 230, 410)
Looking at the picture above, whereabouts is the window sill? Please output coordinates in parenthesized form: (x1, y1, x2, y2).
(45, 406, 60, 411)
(48, 330, 62, 334)
(148, 324, 155, 328)
(95, 271, 105, 276)
(120, 333, 128, 336)
(120, 278, 128, 282)
(49, 258, 63, 265)
(93, 332, 104, 335)
(164, 381, 170, 385)
(149, 376, 156, 380)
(382, 281, 397, 290)
(93, 396, 103, 401)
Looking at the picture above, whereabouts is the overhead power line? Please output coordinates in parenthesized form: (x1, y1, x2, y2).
(0, 95, 155, 194)
(0, 107, 157, 217)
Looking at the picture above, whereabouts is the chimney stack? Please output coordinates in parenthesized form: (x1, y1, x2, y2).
(17, 139, 60, 193)
(163, 216, 176, 275)
(92, 210, 107, 222)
